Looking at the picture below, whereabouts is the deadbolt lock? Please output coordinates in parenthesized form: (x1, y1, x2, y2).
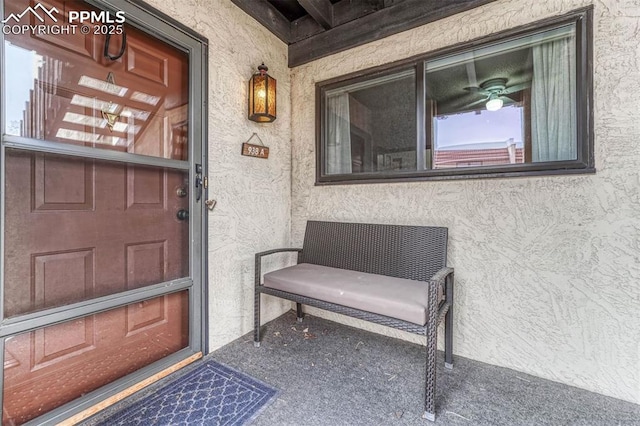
(176, 209, 189, 221)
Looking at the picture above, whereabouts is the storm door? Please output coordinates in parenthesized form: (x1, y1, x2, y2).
(0, 1, 207, 424)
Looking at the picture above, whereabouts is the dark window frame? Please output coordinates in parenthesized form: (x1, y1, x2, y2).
(315, 7, 594, 185)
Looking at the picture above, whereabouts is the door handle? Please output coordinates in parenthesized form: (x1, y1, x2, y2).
(195, 164, 202, 202)
(176, 209, 189, 221)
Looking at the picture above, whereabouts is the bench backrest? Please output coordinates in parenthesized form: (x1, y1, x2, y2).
(301, 221, 448, 281)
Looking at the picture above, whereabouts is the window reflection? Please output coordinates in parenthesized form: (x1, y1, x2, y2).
(426, 24, 576, 168)
(2, 7, 189, 161)
(4, 43, 41, 137)
(432, 107, 524, 169)
(78, 75, 129, 96)
(3, 291, 189, 425)
(324, 70, 416, 175)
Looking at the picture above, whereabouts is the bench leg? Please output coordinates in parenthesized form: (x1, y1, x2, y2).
(424, 322, 437, 421)
(444, 274, 454, 369)
(254, 291, 261, 347)
(424, 283, 439, 421)
(444, 306, 453, 369)
(296, 303, 304, 323)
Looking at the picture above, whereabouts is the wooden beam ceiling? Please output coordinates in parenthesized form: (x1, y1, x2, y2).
(290, 0, 383, 44)
(231, 0, 498, 67)
(232, 0, 291, 42)
(297, 0, 334, 29)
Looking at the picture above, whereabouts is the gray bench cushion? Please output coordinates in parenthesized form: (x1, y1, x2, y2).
(263, 263, 442, 326)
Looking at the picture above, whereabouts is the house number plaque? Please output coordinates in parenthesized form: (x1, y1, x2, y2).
(241, 143, 269, 159)
(241, 133, 270, 159)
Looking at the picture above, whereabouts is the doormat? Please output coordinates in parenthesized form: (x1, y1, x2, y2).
(98, 360, 278, 426)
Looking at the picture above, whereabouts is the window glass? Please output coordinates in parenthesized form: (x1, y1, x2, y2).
(432, 108, 524, 168)
(324, 69, 416, 175)
(3, 291, 189, 425)
(3, 149, 189, 318)
(317, 16, 589, 184)
(2, 0, 189, 161)
(426, 24, 576, 169)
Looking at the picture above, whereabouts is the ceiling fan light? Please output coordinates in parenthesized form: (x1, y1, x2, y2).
(486, 96, 503, 112)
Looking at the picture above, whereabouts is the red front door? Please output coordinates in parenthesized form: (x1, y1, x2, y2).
(2, 1, 198, 423)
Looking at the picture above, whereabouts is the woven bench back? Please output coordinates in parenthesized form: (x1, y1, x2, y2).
(301, 221, 447, 281)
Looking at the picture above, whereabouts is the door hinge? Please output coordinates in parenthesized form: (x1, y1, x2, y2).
(203, 176, 208, 189)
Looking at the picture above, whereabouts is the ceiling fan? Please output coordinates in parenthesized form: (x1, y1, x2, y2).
(463, 78, 530, 111)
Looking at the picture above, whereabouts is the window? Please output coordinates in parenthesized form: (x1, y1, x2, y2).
(316, 9, 593, 184)
(323, 69, 416, 175)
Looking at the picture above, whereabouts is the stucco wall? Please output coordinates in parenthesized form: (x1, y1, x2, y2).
(145, 0, 293, 351)
(290, 0, 640, 404)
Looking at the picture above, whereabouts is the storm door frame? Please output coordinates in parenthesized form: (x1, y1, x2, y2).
(0, 0, 209, 424)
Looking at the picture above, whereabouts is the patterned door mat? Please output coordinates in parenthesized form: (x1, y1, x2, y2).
(97, 360, 278, 426)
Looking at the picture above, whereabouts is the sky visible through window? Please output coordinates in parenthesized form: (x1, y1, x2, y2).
(4, 42, 41, 136)
(434, 105, 523, 150)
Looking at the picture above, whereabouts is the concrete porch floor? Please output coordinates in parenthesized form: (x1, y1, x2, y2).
(86, 310, 640, 425)
(215, 311, 639, 425)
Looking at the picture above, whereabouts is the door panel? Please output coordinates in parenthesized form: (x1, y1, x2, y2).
(33, 249, 95, 310)
(33, 317, 95, 369)
(27, 0, 98, 59)
(2, 291, 189, 425)
(126, 297, 168, 335)
(125, 241, 167, 288)
(127, 39, 170, 86)
(127, 165, 166, 209)
(3, 150, 189, 317)
(33, 154, 95, 210)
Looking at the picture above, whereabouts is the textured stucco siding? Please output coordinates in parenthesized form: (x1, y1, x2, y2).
(290, 0, 640, 404)
(145, 0, 293, 351)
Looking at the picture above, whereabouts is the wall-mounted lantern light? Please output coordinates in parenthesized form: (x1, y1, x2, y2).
(248, 63, 276, 122)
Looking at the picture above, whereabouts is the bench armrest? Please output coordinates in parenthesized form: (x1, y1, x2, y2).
(256, 248, 303, 258)
(255, 248, 303, 287)
(429, 267, 454, 285)
(429, 267, 454, 307)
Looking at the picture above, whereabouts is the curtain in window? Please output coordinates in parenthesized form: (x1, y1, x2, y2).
(326, 93, 352, 174)
(531, 37, 576, 162)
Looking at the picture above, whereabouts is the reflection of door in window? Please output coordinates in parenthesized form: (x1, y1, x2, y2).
(167, 105, 189, 161)
(350, 134, 364, 172)
(171, 122, 188, 161)
(349, 126, 371, 173)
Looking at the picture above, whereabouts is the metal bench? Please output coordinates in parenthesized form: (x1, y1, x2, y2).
(254, 220, 454, 421)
